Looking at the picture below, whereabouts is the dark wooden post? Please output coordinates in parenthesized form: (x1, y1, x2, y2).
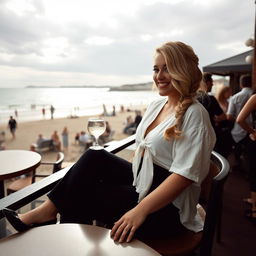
(253, 1, 256, 90)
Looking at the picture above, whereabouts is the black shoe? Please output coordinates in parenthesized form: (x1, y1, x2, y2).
(3, 208, 57, 232)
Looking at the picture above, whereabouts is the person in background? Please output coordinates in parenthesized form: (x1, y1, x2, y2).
(3, 41, 215, 244)
(112, 105, 116, 116)
(42, 107, 46, 118)
(216, 85, 232, 113)
(14, 109, 18, 118)
(99, 121, 112, 144)
(102, 104, 108, 116)
(8, 116, 17, 140)
(134, 110, 142, 128)
(51, 130, 61, 151)
(125, 110, 143, 135)
(197, 73, 227, 156)
(50, 105, 55, 120)
(79, 131, 91, 149)
(120, 105, 125, 112)
(226, 74, 253, 167)
(62, 127, 69, 151)
(236, 94, 256, 222)
(123, 115, 134, 134)
(36, 134, 46, 145)
(75, 132, 80, 145)
(214, 85, 234, 158)
(0, 131, 5, 150)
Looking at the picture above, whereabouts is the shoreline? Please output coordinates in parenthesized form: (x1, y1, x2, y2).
(0, 103, 147, 125)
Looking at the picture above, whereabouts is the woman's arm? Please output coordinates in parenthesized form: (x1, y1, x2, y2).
(236, 94, 256, 139)
(110, 173, 192, 243)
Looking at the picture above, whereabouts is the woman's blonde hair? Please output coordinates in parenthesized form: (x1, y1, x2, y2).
(155, 41, 202, 140)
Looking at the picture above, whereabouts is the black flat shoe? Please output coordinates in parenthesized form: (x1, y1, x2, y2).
(3, 208, 57, 232)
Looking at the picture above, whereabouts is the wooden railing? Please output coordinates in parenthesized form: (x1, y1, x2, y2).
(0, 135, 136, 220)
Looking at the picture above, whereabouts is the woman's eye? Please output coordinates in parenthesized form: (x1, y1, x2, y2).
(153, 68, 159, 72)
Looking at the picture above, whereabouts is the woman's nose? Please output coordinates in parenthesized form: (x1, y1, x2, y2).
(157, 70, 165, 80)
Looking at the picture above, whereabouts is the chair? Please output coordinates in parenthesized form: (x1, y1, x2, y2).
(138, 151, 230, 256)
(7, 152, 65, 195)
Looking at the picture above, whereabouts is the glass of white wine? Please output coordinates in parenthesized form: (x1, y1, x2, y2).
(87, 117, 106, 150)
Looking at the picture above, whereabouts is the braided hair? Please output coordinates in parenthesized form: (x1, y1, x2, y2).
(155, 42, 202, 140)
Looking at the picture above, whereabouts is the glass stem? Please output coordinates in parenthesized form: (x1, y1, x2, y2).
(95, 136, 99, 146)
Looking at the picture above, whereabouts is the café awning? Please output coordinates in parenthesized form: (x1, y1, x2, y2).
(203, 50, 253, 76)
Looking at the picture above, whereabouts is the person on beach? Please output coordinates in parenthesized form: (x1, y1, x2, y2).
(7, 116, 17, 139)
(61, 127, 69, 151)
(78, 131, 92, 150)
(3, 41, 215, 243)
(42, 107, 46, 118)
(51, 130, 61, 151)
(236, 94, 256, 222)
(14, 109, 18, 118)
(99, 121, 113, 144)
(74, 132, 80, 145)
(36, 134, 47, 145)
(50, 105, 55, 119)
(123, 110, 143, 135)
(123, 115, 134, 134)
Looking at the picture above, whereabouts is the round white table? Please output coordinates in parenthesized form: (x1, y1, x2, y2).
(0, 224, 161, 256)
(0, 150, 41, 198)
(0, 150, 41, 238)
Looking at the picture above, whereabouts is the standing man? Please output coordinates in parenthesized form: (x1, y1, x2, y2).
(50, 105, 55, 119)
(227, 74, 253, 165)
(42, 107, 46, 118)
(8, 116, 17, 139)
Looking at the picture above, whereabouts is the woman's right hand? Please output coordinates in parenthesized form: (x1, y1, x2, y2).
(110, 207, 147, 243)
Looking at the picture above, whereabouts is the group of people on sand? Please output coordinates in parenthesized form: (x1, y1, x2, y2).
(33, 127, 69, 152)
(2, 41, 256, 248)
(123, 110, 142, 135)
(75, 121, 113, 150)
(41, 105, 55, 119)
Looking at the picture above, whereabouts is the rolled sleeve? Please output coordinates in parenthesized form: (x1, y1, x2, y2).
(170, 127, 214, 184)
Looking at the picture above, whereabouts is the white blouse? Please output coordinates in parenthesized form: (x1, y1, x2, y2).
(132, 97, 216, 232)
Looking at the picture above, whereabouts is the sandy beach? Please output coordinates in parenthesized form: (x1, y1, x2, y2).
(0, 106, 145, 164)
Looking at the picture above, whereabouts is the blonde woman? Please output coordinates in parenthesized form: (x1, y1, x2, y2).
(3, 42, 215, 242)
(216, 85, 232, 113)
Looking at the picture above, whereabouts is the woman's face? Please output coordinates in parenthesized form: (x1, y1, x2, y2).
(153, 52, 178, 97)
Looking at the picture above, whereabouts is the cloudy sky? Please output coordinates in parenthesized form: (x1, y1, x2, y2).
(0, 0, 254, 88)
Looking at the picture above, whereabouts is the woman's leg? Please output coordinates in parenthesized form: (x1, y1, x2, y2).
(20, 200, 58, 225)
(48, 149, 134, 224)
(7, 149, 135, 229)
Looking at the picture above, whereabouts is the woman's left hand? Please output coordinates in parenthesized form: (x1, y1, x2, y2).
(110, 207, 147, 243)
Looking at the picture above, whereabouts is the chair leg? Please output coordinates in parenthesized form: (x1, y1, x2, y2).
(216, 195, 223, 243)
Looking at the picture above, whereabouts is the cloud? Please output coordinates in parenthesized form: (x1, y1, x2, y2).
(0, 0, 254, 87)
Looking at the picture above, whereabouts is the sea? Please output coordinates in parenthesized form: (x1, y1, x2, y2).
(0, 87, 160, 125)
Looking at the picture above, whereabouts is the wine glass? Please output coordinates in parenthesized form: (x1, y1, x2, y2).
(87, 117, 106, 150)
